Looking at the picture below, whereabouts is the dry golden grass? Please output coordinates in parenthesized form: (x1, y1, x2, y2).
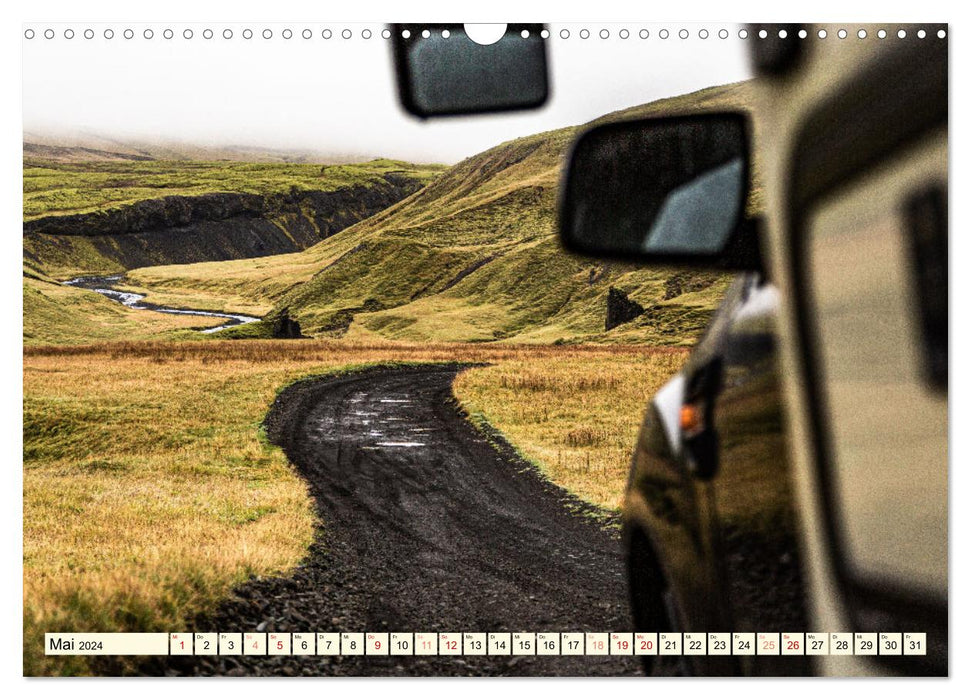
(453, 350, 690, 510)
(23, 339, 686, 675)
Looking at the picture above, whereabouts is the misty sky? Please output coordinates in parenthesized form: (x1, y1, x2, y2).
(23, 23, 752, 164)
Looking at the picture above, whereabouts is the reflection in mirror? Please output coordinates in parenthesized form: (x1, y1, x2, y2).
(644, 157, 744, 253)
(560, 113, 750, 263)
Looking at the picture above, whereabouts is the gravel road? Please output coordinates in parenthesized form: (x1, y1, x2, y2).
(150, 364, 641, 676)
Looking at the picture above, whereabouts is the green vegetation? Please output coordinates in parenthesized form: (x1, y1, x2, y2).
(112, 82, 754, 347)
(22, 276, 224, 346)
(23, 158, 445, 220)
(23, 82, 753, 347)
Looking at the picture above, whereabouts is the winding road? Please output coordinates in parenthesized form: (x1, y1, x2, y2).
(156, 365, 640, 676)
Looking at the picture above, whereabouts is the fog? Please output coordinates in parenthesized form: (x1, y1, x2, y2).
(23, 23, 752, 163)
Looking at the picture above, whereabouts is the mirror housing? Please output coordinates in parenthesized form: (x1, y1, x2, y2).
(558, 112, 762, 272)
(391, 24, 549, 118)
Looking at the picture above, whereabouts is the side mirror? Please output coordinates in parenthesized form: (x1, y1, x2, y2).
(558, 112, 761, 271)
(391, 24, 549, 118)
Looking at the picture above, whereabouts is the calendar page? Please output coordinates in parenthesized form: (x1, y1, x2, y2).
(19, 6, 950, 682)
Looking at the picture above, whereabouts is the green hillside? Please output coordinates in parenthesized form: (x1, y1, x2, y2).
(218, 81, 754, 344)
(23, 158, 445, 220)
(25, 81, 754, 346)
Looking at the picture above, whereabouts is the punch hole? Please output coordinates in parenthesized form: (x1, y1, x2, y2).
(560, 29, 570, 39)
(381, 28, 391, 39)
(203, 29, 213, 39)
(540, 29, 550, 39)
(105, 29, 115, 39)
(401, 29, 411, 39)
(262, 29, 272, 39)
(798, 29, 808, 38)
(65, 29, 75, 39)
(619, 28, 629, 39)
(837, 29, 847, 39)
(818, 29, 827, 39)
(24, 29, 34, 39)
(938, 29, 946, 38)
(639, 29, 650, 39)
(124, 29, 134, 39)
(897, 29, 907, 39)
(342, 29, 352, 39)
(302, 29, 312, 39)
(163, 29, 173, 39)
(183, 29, 192, 39)
(464, 24, 506, 46)
(917, 29, 926, 39)
(282, 29, 293, 39)
(362, 29, 372, 39)
(718, 29, 728, 39)
(579, 28, 590, 39)
(223, 29, 233, 39)
(759, 29, 768, 39)
(679, 29, 688, 39)
(422, 29, 431, 39)
(143, 29, 153, 39)
(857, 29, 867, 39)
(600, 29, 609, 39)
(521, 29, 530, 39)
(778, 29, 788, 39)
(44, 28, 54, 39)
(242, 28, 252, 39)
(877, 29, 887, 39)
(323, 29, 333, 39)
(738, 29, 748, 39)
(659, 29, 669, 39)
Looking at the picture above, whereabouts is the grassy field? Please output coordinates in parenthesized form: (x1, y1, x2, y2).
(23, 276, 227, 346)
(452, 349, 689, 510)
(24, 340, 686, 675)
(39, 83, 753, 347)
(23, 159, 445, 220)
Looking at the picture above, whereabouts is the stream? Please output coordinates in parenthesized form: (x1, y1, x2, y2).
(63, 275, 261, 334)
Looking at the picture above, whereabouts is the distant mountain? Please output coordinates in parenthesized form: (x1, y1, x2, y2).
(23, 130, 378, 164)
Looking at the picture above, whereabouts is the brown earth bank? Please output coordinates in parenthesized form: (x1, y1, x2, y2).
(23, 174, 424, 275)
(134, 365, 642, 677)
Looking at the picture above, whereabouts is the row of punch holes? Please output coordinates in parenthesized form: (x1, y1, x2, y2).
(24, 26, 947, 41)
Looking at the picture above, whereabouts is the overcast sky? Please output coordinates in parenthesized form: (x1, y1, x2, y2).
(23, 23, 752, 164)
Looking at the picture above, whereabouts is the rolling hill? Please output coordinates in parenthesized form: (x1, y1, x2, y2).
(24, 81, 754, 346)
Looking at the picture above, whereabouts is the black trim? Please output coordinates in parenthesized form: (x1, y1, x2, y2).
(748, 24, 807, 77)
(786, 31, 948, 675)
(904, 183, 948, 391)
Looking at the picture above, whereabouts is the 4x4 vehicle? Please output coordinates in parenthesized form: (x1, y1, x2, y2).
(393, 22, 947, 676)
(559, 23, 947, 676)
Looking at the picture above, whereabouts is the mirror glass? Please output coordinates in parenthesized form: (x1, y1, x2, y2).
(392, 24, 549, 118)
(559, 113, 749, 261)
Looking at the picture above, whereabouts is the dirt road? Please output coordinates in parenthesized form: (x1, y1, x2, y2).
(157, 364, 640, 676)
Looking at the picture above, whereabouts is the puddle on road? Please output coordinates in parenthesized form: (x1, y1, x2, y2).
(376, 441, 426, 448)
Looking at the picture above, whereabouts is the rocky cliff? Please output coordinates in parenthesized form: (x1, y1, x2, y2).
(23, 174, 423, 277)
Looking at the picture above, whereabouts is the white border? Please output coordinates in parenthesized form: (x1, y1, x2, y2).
(4, 1, 966, 698)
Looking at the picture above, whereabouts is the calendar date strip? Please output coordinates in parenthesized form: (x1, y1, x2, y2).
(46, 631, 927, 657)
